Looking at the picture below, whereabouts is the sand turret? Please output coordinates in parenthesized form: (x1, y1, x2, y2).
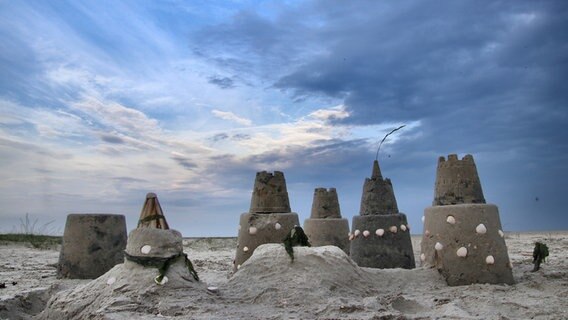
(138, 192, 169, 229)
(250, 171, 291, 213)
(433, 154, 485, 205)
(234, 171, 300, 270)
(349, 160, 415, 269)
(57, 214, 127, 279)
(420, 154, 514, 286)
(303, 188, 350, 254)
(126, 192, 198, 284)
(360, 161, 399, 215)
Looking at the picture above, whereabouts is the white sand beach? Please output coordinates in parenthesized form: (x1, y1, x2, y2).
(1, 232, 566, 319)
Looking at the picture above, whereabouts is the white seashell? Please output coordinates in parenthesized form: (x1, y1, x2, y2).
(389, 226, 398, 233)
(275, 223, 282, 230)
(237, 264, 241, 270)
(421, 216, 425, 223)
(243, 246, 249, 252)
(376, 229, 385, 236)
(476, 224, 487, 234)
(498, 230, 504, 238)
(420, 253, 426, 262)
(363, 230, 370, 237)
(456, 247, 468, 257)
(349, 234, 354, 241)
(486, 255, 495, 265)
(400, 224, 407, 232)
(446, 215, 456, 224)
(249, 227, 257, 235)
(155, 275, 169, 285)
(141, 245, 152, 254)
(435, 242, 444, 251)
(107, 277, 116, 285)
(207, 286, 219, 293)
(354, 229, 361, 236)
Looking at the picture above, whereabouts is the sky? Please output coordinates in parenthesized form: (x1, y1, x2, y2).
(1, 0, 567, 236)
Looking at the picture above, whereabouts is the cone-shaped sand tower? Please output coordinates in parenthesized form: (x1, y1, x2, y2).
(126, 192, 198, 284)
(420, 154, 514, 286)
(349, 161, 415, 269)
(234, 171, 300, 271)
(138, 192, 169, 229)
(58, 214, 127, 279)
(303, 188, 350, 254)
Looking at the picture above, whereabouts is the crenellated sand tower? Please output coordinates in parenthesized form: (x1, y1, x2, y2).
(303, 188, 350, 254)
(234, 171, 300, 271)
(433, 154, 485, 206)
(420, 154, 514, 286)
(349, 161, 415, 269)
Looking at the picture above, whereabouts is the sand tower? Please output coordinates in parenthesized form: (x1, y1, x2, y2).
(420, 154, 514, 286)
(303, 188, 350, 254)
(349, 161, 415, 269)
(138, 192, 169, 229)
(58, 214, 127, 279)
(124, 192, 199, 284)
(234, 171, 300, 271)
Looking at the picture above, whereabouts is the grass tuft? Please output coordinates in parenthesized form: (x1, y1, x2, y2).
(0, 213, 61, 249)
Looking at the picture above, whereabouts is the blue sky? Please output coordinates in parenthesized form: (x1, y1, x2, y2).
(1, 1, 566, 236)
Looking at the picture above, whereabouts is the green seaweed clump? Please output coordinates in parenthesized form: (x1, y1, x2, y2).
(282, 225, 311, 262)
(532, 242, 549, 272)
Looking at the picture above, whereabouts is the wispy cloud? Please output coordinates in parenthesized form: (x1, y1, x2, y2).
(211, 109, 253, 126)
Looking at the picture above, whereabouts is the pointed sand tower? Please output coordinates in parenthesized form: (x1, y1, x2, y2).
(303, 188, 350, 254)
(234, 171, 300, 271)
(137, 192, 169, 229)
(420, 154, 514, 286)
(125, 192, 199, 284)
(349, 160, 415, 269)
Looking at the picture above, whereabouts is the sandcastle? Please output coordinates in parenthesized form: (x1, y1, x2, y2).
(420, 154, 514, 286)
(41, 193, 204, 319)
(58, 214, 127, 279)
(125, 192, 199, 285)
(234, 171, 300, 270)
(303, 188, 350, 254)
(349, 160, 415, 269)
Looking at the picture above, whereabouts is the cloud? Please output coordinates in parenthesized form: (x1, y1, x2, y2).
(170, 151, 198, 170)
(100, 134, 125, 144)
(211, 133, 229, 142)
(211, 109, 252, 126)
(307, 105, 349, 122)
(232, 133, 251, 141)
(208, 76, 235, 89)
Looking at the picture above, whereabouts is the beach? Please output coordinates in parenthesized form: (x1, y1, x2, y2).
(1, 232, 566, 319)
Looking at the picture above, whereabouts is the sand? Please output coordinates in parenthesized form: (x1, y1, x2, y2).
(0, 232, 567, 319)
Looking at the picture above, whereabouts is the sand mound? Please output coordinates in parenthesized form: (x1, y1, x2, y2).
(225, 244, 379, 304)
(38, 259, 214, 319)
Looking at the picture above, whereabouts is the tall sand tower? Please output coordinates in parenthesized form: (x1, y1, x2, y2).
(234, 171, 300, 270)
(420, 154, 514, 286)
(303, 188, 350, 254)
(349, 160, 415, 269)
